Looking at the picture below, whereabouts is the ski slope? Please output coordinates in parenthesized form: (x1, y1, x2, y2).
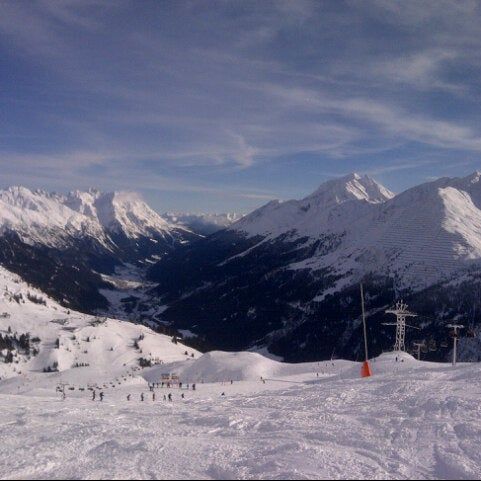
(1, 352, 481, 479)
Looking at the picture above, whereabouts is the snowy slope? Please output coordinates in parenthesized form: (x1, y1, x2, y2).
(145, 351, 331, 383)
(0, 265, 199, 384)
(229, 172, 481, 289)
(2, 351, 481, 479)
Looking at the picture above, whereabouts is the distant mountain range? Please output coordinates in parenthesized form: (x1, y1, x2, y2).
(0, 187, 198, 311)
(162, 212, 243, 236)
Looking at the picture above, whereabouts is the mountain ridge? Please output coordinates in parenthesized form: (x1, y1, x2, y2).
(148, 171, 481, 361)
(0, 186, 197, 312)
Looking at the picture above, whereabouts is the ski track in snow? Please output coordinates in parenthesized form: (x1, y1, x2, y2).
(1, 358, 481, 480)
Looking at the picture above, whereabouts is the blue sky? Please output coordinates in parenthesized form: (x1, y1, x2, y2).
(1, 0, 481, 213)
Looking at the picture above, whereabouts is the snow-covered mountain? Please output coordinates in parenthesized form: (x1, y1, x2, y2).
(0, 186, 105, 247)
(0, 187, 197, 312)
(162, 212, 243, 235)
(148, 172, 481, 361)
(233, 173, 392, 237)
(206, 171, 481, 290)
(0, 186, 192, 246)
(65, 189, 182, 240)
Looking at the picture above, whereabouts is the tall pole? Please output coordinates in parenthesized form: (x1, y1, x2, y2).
(447, 324, 464, 367)
(360, 283, 369, 362)
(360, 283, 372, 378)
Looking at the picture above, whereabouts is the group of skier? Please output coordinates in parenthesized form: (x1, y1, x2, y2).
(134, 392, 182, 402)
(59, 380, 198, 401)
(91, 391, 104, 402)
(85, 390, 187, 403)
(147, 382, 196, 391)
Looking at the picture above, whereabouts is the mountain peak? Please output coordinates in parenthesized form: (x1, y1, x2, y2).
(463, 171, 481, 185)
(65, 189, 174, 238)
(308, 173, 394, 206)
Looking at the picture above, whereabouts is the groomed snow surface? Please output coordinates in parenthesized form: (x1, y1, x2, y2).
(1, 351, 481, 479)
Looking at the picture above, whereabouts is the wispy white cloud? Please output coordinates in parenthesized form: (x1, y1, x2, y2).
(260, 84, 481, 153)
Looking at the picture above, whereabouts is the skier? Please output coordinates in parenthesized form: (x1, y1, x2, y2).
(127, 394, 131, 401)
(99, 392, 104, 402)
(168, 393, 172, 402)
(181, 393, 185, 399)
(141, 393, 145, 402)
(92, 391, 96, 401)
(152, 393, 156, 402)
(192, 384, 196, 391)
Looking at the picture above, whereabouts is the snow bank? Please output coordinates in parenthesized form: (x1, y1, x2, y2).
(145, 350, 339, 383)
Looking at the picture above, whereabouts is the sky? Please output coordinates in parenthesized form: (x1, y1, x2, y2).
(1, 0, 481, 213)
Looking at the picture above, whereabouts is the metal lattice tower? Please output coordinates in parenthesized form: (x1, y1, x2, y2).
(384, 301, 418, 352)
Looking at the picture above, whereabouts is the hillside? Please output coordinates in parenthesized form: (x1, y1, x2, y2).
(0, 265, 199, 386)
(148, 172, 481, 361)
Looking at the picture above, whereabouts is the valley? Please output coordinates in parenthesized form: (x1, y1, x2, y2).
(3, 174, 481, 364)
